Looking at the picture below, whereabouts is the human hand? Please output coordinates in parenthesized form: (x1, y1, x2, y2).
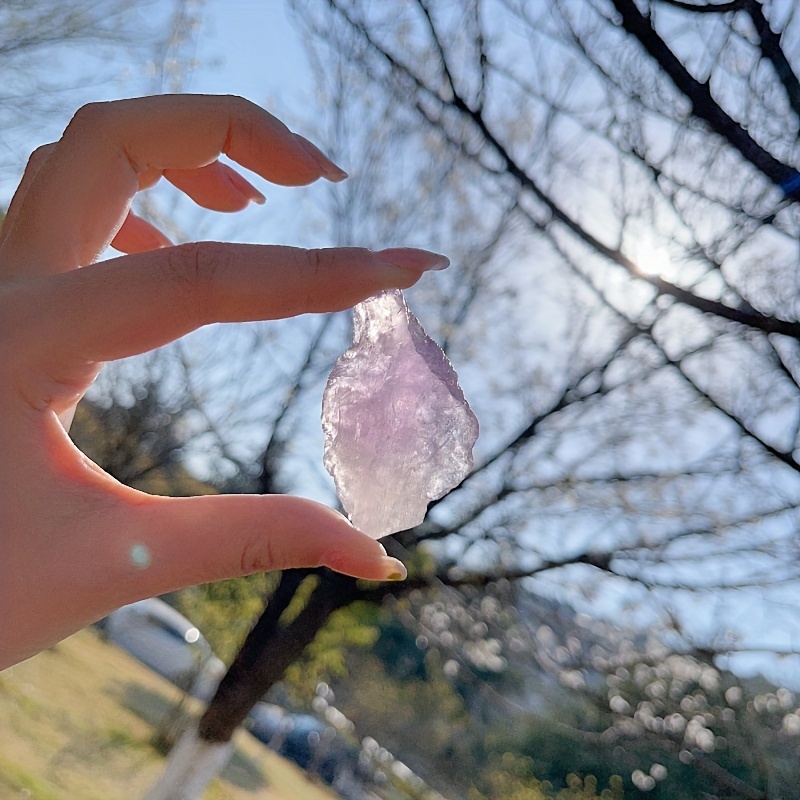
(0, 94, 448, 668)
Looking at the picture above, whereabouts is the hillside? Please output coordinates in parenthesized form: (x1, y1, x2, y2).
(0, 628, 340, 800)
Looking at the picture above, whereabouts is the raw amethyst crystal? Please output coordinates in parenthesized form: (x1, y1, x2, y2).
(322, 289, 479, 538)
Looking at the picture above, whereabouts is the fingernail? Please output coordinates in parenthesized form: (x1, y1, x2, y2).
(295, 136, 349, 182)
(381, 557, 408, 581)
(376, 247, 450, 272)
(226, 169, 266, 205)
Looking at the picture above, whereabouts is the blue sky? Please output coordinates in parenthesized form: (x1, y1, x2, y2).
(191, 1, 310, 108)
(182, 1, 330, 247)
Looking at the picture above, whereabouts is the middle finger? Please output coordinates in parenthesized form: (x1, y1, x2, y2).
(0, 95, 346, 277)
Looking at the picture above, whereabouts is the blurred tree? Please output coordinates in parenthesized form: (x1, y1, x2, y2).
(469, 755, 624, 800)
(88, 1, 800, 797)
(282, 600, 381, 693)
(72, 385, 211, 498)
(0, 0, 197, 179)
(497, 602, 800, 799)
(168, 575, 272, 666)
(284, 0, 800, 624)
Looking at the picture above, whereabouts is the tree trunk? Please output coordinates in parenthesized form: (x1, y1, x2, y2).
(141, 568, 361, 799)
(143, 723, 234, 800)
(199, 568, 359, 742)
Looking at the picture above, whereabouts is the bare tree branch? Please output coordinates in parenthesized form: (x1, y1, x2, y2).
(656, 0, 747, 12)
(746, 1, 800, 122)
(328, 0, 800, 340)
(612, 0, 800, 197)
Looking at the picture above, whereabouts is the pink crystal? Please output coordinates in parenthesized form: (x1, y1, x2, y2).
(322, 289, 479, 538)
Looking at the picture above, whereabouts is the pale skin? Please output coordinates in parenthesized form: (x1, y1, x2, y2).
(0, 94, 449, 669)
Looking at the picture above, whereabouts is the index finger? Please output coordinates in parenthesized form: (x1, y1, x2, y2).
(0, 95, 347, 277)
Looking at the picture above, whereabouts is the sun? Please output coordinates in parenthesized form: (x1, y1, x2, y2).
(627, 231, 673, 279)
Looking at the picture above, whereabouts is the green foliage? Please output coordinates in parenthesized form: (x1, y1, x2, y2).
(334, 648, 476, 785)
(509, 718, 631, 796)
(0, 755, 61, 800)
(494, 656, 800, 800)
(170, 573, 276, 664)
(402, 545, 438, 581)
(557, 774, 625, 800)
(372, 614, 429, 682)
(279, 574, 321, 626)
(283, 601, 380, 701)
(468, 754, 624, 800)
(333, 636, 625, 799)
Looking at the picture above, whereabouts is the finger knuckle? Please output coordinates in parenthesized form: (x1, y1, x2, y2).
(302, 248, 329, 310)
(166, 242, 223, 326)
(64, 101, 111, 135)
(224, 94, 255, 120)
(239, 533, 277, 575)
(222, 94, 258, 151)
(26, 143, 56, 172)
(304, 247, 326, 276)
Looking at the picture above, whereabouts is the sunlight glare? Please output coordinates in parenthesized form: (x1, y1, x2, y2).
(628, 234, 672, 279)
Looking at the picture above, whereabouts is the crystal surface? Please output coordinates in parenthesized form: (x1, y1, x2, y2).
(322, 289, 479, 538)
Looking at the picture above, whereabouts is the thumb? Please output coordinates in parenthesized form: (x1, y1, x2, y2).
(5, 488, 407, 669)
(123, 493, 407, 598)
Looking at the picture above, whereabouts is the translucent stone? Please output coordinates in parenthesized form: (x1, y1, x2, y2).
(322, 289, 479, 538)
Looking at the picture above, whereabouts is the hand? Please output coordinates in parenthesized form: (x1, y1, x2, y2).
(0, 94, 448, 668)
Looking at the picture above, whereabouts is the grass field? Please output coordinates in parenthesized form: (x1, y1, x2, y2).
(0, 628, 339, 800)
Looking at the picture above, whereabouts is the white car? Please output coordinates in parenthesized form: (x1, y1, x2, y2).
(102, 598, 226, 702)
